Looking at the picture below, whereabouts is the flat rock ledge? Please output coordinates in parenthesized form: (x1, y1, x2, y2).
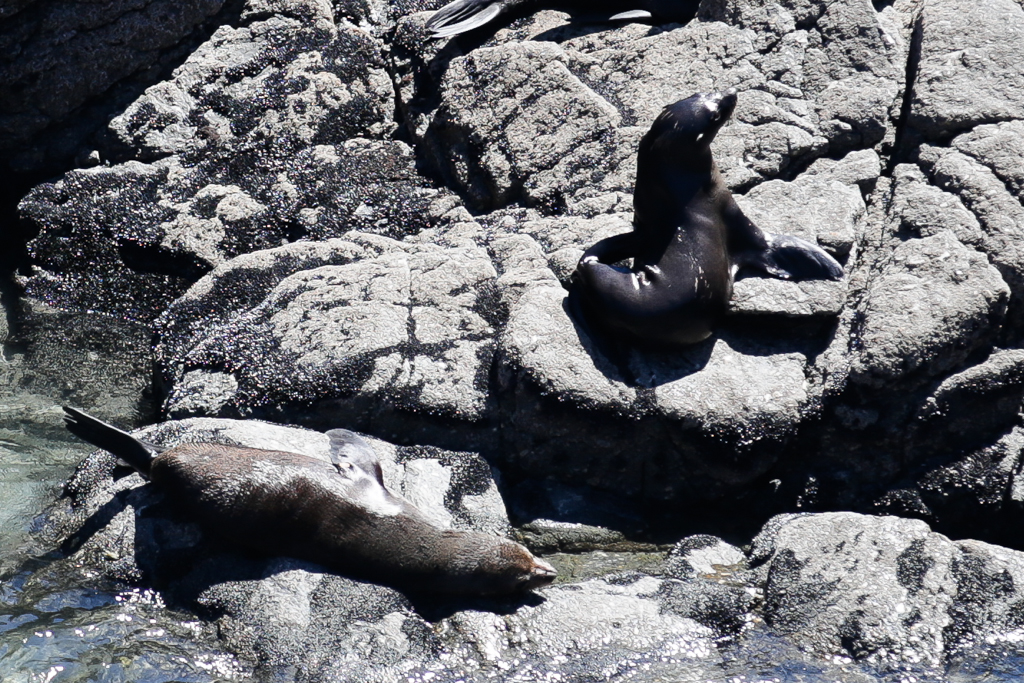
(39, 444, 1024, 680)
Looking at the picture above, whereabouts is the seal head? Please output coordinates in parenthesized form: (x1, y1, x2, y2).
(572, 90, 843, 347)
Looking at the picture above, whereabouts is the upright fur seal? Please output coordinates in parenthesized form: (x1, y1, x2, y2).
(63, 407, 556, 596)
(572, 91, 843, 347)
(426, 0, 699, 38)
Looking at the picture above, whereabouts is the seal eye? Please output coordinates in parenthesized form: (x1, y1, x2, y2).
(710, 111, 721, 122)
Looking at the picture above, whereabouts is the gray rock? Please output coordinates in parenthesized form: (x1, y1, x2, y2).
(735, 174, 863, 259)
(918, 144, 1024, 330)
(105, 17, 396, 160)
(751, 512, 1024, 664)
(665, 535, 747, 579)
(952, 120, 1024, 202)
(913, 348, 1024, 443)
(909, 0, 1024, 137)
(19, 6, 446, 324)
(398, 0, 902, 211)
(427, 575, 724, 679)
(887, 164, 985, 248)
(0, 0, 226, 173)
(158, 234, 501, 449)
(850, 231, 1008, 387)
(803, 148, 882, 192)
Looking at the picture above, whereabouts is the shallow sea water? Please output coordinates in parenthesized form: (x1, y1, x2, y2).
(4, 304, 1024, 682)
(0, 302, 246, 681)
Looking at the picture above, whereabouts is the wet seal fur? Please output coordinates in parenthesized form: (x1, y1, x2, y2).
(426, 0, 699, 38)
(62, 407, 556, 596)
(572, 91, 844, 347)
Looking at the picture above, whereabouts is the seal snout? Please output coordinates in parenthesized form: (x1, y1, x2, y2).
(712, 90, 737, 121)
(525, 558, 557, 590)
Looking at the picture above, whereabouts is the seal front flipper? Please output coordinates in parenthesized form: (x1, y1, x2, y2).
(326, 429, 384, 484)
(427, 0, 509, 37)
(62, 406, 162, 477)
(752, 233, 844, 281)
(721, 195, 843, 281)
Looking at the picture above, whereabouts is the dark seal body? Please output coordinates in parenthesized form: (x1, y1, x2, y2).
(426, 0, 699, 38)
(63, 408, 556, 596)
(572, 91, 843, 347)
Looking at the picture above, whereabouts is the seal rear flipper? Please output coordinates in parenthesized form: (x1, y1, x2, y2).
(748, 233, 844, 281)
(326, 429, 384, 485)
(609, 9, 653, 20)
(62, 406, 161, 477)
(427, 0, 505, 37)
(578, 232, 639, 268)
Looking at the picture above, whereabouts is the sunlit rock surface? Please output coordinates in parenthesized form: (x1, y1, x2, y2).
(10, 0, 1024, 676)
(752, 512, 1024, 666)
(42, 418, 738, 680)
(17, 0, 1024, 532)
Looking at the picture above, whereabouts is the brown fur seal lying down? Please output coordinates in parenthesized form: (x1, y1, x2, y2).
(63, 407, 556, 596)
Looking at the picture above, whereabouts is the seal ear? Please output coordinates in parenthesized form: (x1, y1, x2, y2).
(753, 233, 844, 281)
(326, 429, 384, 485)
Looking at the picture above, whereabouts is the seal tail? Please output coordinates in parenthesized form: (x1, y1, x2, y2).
(755, 233, 844, 281)
(427, 0, 505, 37)
(63, 406, 163, 476)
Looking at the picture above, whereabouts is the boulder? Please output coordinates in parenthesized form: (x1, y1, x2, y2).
(752, 512, 1024, 665)
(157, 233, 501, 449)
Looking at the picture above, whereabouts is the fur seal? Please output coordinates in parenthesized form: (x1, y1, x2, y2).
(426, 0, 699, 38)
(63, 407, 556, 596)
(572, 91, 844, 347)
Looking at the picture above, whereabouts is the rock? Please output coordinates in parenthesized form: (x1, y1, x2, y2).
(909, 348, 1024, 459)
(19, 6, 448, 324)
(428, 575, 724, 679)
(918, 142, 1024, 328)
(751, 512, 1024, 665)
(850, 231, 1009, 388)
(887, 164, 985, 248)
(157, 234, 501, 450)
(0, 0, 226, 174)
(665, 535, 747, 579)
(735, 174, 863, 259)
(909, 0, 1024, 137)
(105, 17, 396, 160)
(803, 148, 882, 192)
(397, 0, 903, 211)
(952, 120, 1024, 202)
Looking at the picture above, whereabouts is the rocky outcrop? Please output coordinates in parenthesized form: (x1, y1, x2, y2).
(751, 512, 1024, 666)
(396, 0, 904, 211)
(156, 232, 502, 448)
(10, 0, 1024, 675)
(0, 0, 228, 174)
(20, 3, 448, 322)
(17, 0, 1024, 531)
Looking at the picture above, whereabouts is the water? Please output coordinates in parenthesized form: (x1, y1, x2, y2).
(0, 301, 247, 681)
